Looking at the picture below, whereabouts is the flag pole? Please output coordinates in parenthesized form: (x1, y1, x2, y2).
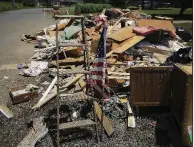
(100, 21, 107, 142)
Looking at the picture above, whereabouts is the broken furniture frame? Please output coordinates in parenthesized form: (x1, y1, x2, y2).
(55, 15, 99, 146)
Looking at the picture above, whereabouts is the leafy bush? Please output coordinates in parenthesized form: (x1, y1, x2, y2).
(0, 1, 22, 12)
(110, 0, 129, 8)
(75, 3, 112, 13)
(22, 0, 36, 7)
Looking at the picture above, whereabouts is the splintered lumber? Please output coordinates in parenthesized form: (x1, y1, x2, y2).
(34, 46, 56, 52)
(60, 74, 84, 89)
(108, 76, 130, 80)
(50, 58, 84, 66)
(94, 101, 114, 136)
(38, 76, 56, 104)
(137, 19, 175, 32)
(126, 102, 135, 128)
(17, 117, 48, 147)
(32, 86, 57, 109)
(108, 17, 122, 34)
(106, 35, 145, 57)
(108, 72, 130, 76)
(78, 77, 86, 92)
(113, 36, 145, 54)
(9, 86, 38, 104)
(0, 104, 13, 118)
(108, 26, 135, 42)
(33, 74, 83, 109)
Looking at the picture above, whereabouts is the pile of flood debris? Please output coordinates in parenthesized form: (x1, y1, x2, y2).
(0, 8, 192, 147)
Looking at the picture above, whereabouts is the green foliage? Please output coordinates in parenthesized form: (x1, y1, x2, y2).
(110, 0, 128, 8)
(22, 0, 36, 7)
(75, 3, 112, 13)
(0, 2, 22, 12)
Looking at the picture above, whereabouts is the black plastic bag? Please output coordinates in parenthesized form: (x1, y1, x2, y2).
(176, 26, 192, 42)
(162, 47, 192, 66)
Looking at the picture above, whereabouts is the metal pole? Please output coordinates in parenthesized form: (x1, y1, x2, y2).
(56, 19, 60, 147)
(100, 86, 105, 141)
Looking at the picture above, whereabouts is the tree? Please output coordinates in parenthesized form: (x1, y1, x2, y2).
(178, 0, 192, 15)
(12, 0, 16, 7)
(110, 0, 129, 8)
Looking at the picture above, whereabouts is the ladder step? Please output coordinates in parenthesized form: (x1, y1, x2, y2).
(55, 15, 84, 19)
(59, 119, 96, 130)
(60, 92, 90, 102)
(58, 43, 85, 47)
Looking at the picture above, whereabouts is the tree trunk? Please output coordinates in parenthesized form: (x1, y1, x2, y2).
(142, 0, 144, 9)
(12, 0, 15, 7)
(150, 0, 154, 9)
(179, 7, 187, 15)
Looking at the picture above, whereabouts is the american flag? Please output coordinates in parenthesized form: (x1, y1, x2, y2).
(90, 26, 108, 90)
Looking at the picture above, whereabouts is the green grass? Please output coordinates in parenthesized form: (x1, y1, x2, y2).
(0, 2, 37, 12)
(143, 8, 192, 15)
(75, 3, 112, 13)
(174, 23, 193, 46)
(174, 23, 192, 33)
(60, 5, 76, 15)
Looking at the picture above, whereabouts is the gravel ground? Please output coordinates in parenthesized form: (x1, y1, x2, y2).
(0, 8, 175, 147)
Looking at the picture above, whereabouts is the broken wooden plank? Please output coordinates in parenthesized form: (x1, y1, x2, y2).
(108, 76, 130, 80)
(113, 35, 145, 54)
(108, 26, 135, 42)
(94, 101, 114, 136)
(32, 86, 57, 109)
(108, 72, 130, 76)
(126, 102, 135, 128)
(49, 57, 84, 66)
(9, 85, 38, 104)
(78, 77, 86, 92)
(17, 117, 48, 147)
(0, 104, 13, 118)
(60, 74, 84, 89)
(106, 35, 144, 57)
(137, 19, 176, 32)
(108, 18, 122, 34)
(35, 76, 57, 108)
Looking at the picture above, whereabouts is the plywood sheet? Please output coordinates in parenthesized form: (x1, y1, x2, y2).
(108, 26, 135, 42)
(137, 19, 176, 32)
(113, 35, 145, 53)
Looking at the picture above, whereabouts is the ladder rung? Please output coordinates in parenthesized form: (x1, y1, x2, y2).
(60, 70, 91, 75)
(59, 119, 96, 130)
(55, 15, 84, 19)
(58, 43, 85, 47)
(60, 92, 90, 102)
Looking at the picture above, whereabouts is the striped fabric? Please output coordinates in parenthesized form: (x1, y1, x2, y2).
(90, 26, 107, 86)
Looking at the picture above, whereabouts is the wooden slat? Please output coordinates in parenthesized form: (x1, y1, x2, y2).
(137, 19, 176, 32)
(94, 102, 114, 136)
(58, 43, 85, 47)
(0, 104, 13, 118)
(108, 26, 135, 42)
(55, 15, 84, 19)
(59, 119, 96, 130)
